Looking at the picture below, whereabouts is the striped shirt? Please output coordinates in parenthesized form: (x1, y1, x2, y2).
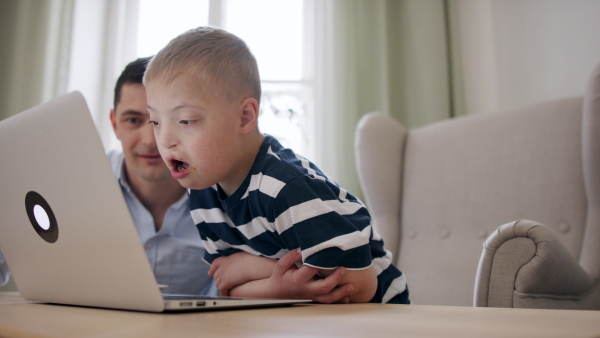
(189, 135, 409, 304)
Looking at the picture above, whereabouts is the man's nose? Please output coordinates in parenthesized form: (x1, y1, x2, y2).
(141, 123, 157, 148)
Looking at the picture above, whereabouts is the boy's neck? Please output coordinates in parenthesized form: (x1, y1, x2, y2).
(218, 132, 265, 197)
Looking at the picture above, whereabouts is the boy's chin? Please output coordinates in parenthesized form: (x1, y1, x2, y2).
(177, 179, 212, 191)
(177, 180, 195, 189)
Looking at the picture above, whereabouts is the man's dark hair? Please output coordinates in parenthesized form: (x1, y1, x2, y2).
(113, 56, 152, 109)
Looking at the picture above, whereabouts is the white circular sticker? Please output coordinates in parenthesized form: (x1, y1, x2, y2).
(33, 204, 51, 230)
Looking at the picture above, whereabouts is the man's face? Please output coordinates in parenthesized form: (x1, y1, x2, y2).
(110, 83, 171, 183)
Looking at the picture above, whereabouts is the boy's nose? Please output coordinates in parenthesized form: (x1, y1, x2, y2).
(155, 122, 177, 149)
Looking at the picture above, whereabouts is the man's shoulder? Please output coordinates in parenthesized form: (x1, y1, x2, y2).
(106, 149, 123, 164)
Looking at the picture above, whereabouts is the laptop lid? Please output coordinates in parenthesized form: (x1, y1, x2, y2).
(0, 92, 309, 312)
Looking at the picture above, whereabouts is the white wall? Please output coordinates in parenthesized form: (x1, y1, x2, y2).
(494, 0, 600, 110)
(453, 0, 600, 115)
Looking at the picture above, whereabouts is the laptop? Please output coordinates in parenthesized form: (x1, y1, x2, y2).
(0, 91, 310, 312)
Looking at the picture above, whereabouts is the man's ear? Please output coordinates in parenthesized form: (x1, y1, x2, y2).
(109, 109, 119, 138)
(239, 98, 260, 135)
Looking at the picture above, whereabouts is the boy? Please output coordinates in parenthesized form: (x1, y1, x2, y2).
(144, 27, 409, 304)
(109, 57, 215, 295)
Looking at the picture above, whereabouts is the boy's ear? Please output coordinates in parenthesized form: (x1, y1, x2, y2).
(239, 97, 259, 134)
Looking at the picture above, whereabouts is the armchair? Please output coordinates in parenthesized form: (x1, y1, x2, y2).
(354, 63, 600, 309)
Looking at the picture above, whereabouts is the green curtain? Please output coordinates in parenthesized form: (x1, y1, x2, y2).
(317, 0, 454, 199)
(0, 0, 74, 121)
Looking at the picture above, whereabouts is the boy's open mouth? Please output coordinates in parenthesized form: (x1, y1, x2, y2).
(172, 159, 190, 172)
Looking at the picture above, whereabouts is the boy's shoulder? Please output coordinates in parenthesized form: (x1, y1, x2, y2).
(255, 135, 329, 184)
(189, 135, 339, 209)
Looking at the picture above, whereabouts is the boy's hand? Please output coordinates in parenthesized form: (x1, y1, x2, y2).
(209, 252, 275, 296)
(267, 249, 354, 304)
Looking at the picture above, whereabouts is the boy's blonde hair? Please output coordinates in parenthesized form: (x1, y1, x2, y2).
(143, 26, 261, 104)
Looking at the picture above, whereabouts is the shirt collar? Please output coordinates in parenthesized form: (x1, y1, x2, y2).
(171, 190, 190, 209)
(115, 153, 189, 211)
(115, 155, 134, 194)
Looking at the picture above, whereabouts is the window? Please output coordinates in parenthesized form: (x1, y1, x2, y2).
(136, 0, 209, 57)
(136, 0, 314, 159)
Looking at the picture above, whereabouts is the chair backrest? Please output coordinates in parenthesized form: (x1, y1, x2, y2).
(355, 63, 600, 306)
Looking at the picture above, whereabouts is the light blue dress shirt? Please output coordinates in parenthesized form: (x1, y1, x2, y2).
(0, 253, 7, 287)
(0, 151, 215, 296)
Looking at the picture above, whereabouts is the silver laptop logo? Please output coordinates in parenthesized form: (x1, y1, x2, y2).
(25, 191, 59, 243)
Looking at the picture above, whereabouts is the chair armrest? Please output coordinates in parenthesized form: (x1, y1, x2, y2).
(475, 220, 599, 309)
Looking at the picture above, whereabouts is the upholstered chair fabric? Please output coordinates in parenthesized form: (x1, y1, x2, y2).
(355, 63, 600, 309)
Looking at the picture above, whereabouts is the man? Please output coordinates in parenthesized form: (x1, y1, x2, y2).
(0, 57, 215, 296)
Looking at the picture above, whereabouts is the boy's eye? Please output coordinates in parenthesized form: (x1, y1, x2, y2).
(148, 120, 159, 126)
(180, 120, 196, 125)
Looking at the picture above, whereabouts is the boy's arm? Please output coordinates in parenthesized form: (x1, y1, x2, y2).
(224, 249, 354, 303)
(208, 252, 275, 296)
(318, 266, 378, 303)
(266, 176, 379, 303)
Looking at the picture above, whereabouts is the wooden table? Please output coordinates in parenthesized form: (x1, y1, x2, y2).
(1, 292, 599, 337)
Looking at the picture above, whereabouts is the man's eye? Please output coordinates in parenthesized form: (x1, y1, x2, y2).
(126, 118, 141, 124)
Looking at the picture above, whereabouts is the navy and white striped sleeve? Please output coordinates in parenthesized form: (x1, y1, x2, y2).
(271, 175, 374, 270)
